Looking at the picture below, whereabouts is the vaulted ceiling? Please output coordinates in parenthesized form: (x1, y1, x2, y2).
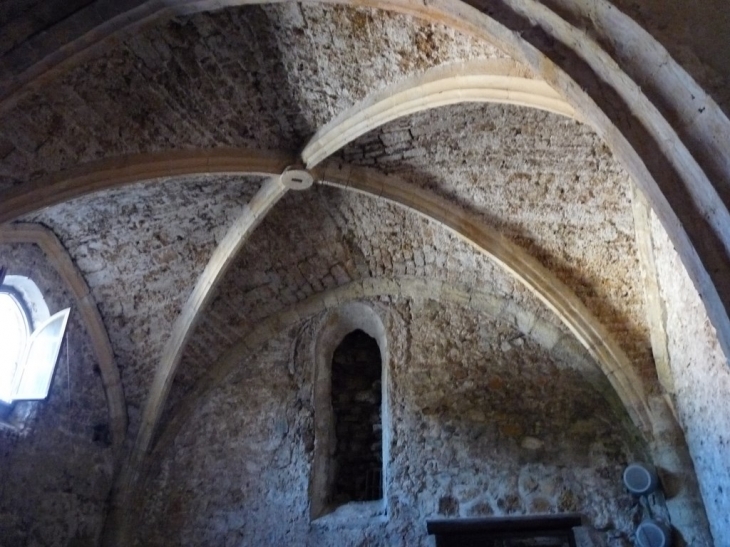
(1, 1, 729, 545)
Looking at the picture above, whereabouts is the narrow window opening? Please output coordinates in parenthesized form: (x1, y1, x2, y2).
(0, 275, 70, 406)
(310, 303, 388, 521)
(331, 329, 383, 504)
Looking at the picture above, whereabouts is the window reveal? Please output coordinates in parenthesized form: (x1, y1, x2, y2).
(309, 302, 388, 521)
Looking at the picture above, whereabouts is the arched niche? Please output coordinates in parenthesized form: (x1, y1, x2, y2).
(310, 301, 390, 522)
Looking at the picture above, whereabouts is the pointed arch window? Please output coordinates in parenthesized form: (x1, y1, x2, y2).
(0, 274, 70, 405)
(310, 302, 389, 522)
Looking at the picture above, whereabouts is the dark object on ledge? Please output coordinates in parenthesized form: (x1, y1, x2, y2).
(427, 513, 582, 547)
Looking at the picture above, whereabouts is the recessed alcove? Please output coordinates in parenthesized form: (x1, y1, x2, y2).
(310, 302, 389, 522)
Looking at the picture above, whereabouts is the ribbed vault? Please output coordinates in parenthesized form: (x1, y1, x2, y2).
(2, 0, 730, 368)
(0, 1, 727, 546)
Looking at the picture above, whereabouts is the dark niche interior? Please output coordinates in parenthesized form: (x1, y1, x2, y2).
(331, 329, 383, 504)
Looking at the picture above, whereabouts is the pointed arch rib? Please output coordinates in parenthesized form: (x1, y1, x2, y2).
(316, 161, 653, 435)
(0, 223, 127, 448)
(0, 149, 654, 441)
(150, 276, 635, 466)
(132, 175, 288, 463)
(301, 59, 576, 168)
(0, 149, 295, 225)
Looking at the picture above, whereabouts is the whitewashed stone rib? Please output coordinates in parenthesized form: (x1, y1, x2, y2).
(301, 59, 576, 168)
(132, 175, 288, 464)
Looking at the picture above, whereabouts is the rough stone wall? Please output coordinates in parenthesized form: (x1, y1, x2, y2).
(0, 4, 502, 191)
(339, 103, 655, 385)
(390, 299, 640, 535)
(29, 175, 259, 431)
(138, 326, 311, 547)
(169, 184, 570, 418)
(139, 297, 643, 547)
(0, 242, 113, 546)
(651, 211, 730, 545)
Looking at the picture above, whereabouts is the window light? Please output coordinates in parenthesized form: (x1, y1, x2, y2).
(0, 279, 70, 405)
(0, 292, 29, 403)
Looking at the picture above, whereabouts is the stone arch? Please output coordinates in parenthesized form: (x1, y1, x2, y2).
(137, 278, 705, 545)
(0, 150, 653, 444)
(152, 277, 622, 461)
(0, 223, 127, 448)
(300, 58, 577, 168)
(310, 301, 390, 521)
(2, 0, 729, 369)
